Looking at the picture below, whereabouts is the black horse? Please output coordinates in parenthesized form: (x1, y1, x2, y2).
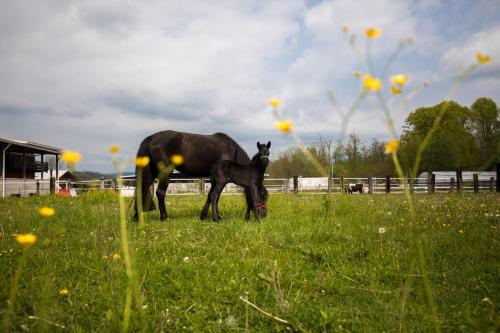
(201, 141, 270, 222)
(134, 130, 255, 221)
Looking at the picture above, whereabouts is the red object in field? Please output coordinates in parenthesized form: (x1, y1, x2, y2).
(58, 188, 71, 196)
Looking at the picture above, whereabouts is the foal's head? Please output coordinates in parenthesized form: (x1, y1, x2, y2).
(255, 141, 271, 167)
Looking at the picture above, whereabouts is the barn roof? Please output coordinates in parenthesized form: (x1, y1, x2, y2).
(0, 138, 62, 154)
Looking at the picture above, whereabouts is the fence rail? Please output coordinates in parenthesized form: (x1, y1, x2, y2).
(1, 172, 499, 198)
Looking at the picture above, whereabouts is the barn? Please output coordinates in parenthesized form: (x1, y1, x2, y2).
(1, 138, 62, 197)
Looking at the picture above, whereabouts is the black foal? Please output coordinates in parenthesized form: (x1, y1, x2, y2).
(200, 141, 270, 222)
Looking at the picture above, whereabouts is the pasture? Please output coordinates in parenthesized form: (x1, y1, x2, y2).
(0, 192, 498, 332)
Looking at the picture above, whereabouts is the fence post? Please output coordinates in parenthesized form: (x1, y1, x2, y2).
(327, 175, 332, 194)
(473, 173, 479, 193)
(36, 181, 40, 195)
(293, 176, 299, 194)
(199, 178, 205, 194)
(450, 177, 455, 192)
(340, 176, 344, 194)
(368, 176, 373, 194)
(456, 168, 462, 192)
(385, 174, 390, 193)
(112, 179, 117, 192)
(490, 177, 495, 192)
(100, 177, 105, 190)
(49, 177, 55, 194)
(496, 163, 500, 193)
(431, 174, 436, 193)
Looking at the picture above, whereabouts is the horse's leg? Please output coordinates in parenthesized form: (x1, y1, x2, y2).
(244, 187, 252, 220)
(249, 186, 260, 222)
(211, 182, 226, 223)
(156, 176, 171, 221)
(200, 181, 214, 220)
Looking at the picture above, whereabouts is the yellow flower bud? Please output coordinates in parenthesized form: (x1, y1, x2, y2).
(61, 151, 81, 164)
(38, 206, 55, 218)
(109, 145, 120, 154)
(385, 139, 400, 154)
(268, 98, 281, 108)
(476, 52, 491, 64)
(135, 156, 150, 168)
(275, 120, 293, 133)
(15, 233, 37, 248)
(364, 27, 381, 39)
(363, 75, 382, 91)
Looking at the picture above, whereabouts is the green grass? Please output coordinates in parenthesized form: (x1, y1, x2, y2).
(0, 192, 499, 332)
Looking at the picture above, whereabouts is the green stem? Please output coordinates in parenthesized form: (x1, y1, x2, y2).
(1, 249, 28, 331)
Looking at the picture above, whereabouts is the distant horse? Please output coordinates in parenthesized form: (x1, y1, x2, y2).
(201, 141, 270, 222)
(134, 130, 254, 221)
(345, 183, 363, 194)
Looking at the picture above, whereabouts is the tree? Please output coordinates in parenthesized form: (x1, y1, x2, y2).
(399, 100, 480, 173)
(470, 97, 500, 168)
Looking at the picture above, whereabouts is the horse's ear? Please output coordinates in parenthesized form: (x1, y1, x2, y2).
(266, 141, 271, 148)
(257, 141, 261, 148)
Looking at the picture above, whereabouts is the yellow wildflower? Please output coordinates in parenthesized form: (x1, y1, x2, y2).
(390, 85, 402, 95)
(476, 52, 491, 64)
(135, 156, 150, 167)
(364, 27, 381, 39)
(112, 253, 121, 261)
(363, 75, 382, 91)
(385, 139, 400, 154)
(342, 24, 349, 32)
(15, 233, 37, 248)
(353, 70, 363, 78)
(275, 120, 293, 133)
(61, 150, 81, 164)
(170, 154, 184, 166)
(268, 98, 281, 108)
(109, 145, 120, 154)
(390, 74, 408, 86)
(38, 206, 55, 218)
(102, 255, 109, 260)
(59, 288, 70, 297)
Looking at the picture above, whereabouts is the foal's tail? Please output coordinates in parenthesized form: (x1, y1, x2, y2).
(135, 136, 156, 212)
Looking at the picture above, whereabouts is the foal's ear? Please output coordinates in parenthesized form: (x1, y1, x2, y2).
(257, 141, 261, 148)
(266, 141, 271, 148)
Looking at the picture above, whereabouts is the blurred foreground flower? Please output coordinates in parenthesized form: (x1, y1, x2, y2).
(135, 156, 150, 168)
(112, 253, 121, 261)
(363, 75, 382, 91)
(275, 120, 293, 133)
(15, 234, 37, 248)
(109, 145, 120, 154)
(476, 52, 491, 64)
(38, 206, 55, 218)
(385, 139, 400, 154)
(342, 24, 349, 32)
(390, 86, 402, 95)
(390, 74, 409, 86)
(59, 288, 69, 297)
(61, 151, 81, 165)
(365, 27, 381, 39)
(353, 70, 363, 78)
(170, 154, 184, 166)
(268, 98, 281, 108)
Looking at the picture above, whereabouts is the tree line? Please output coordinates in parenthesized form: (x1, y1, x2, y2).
(268, 97, 499, 178)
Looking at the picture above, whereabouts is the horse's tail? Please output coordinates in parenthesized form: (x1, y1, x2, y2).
(135, 136, 156, 212)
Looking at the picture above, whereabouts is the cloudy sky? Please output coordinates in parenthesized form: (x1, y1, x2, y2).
(1, 0, 499, 172)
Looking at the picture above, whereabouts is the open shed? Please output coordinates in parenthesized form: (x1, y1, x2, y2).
(1, 138, 62, 197)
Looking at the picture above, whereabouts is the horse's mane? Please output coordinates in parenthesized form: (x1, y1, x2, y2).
(213, 132, 250, 163)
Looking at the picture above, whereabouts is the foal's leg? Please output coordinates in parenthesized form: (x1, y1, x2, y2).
(211, 182, 226, 222)
(249, 186, 260, 222)
(244, 187, 253, 220)
(156, 176, 171, 221)
(200, 181, 215, 220)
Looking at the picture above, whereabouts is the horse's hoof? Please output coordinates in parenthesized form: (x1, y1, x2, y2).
(200, 213, 207, 220)
(160, 215, 170, 221)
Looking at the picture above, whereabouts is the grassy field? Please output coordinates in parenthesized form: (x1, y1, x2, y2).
(0, 191, 499, 332)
